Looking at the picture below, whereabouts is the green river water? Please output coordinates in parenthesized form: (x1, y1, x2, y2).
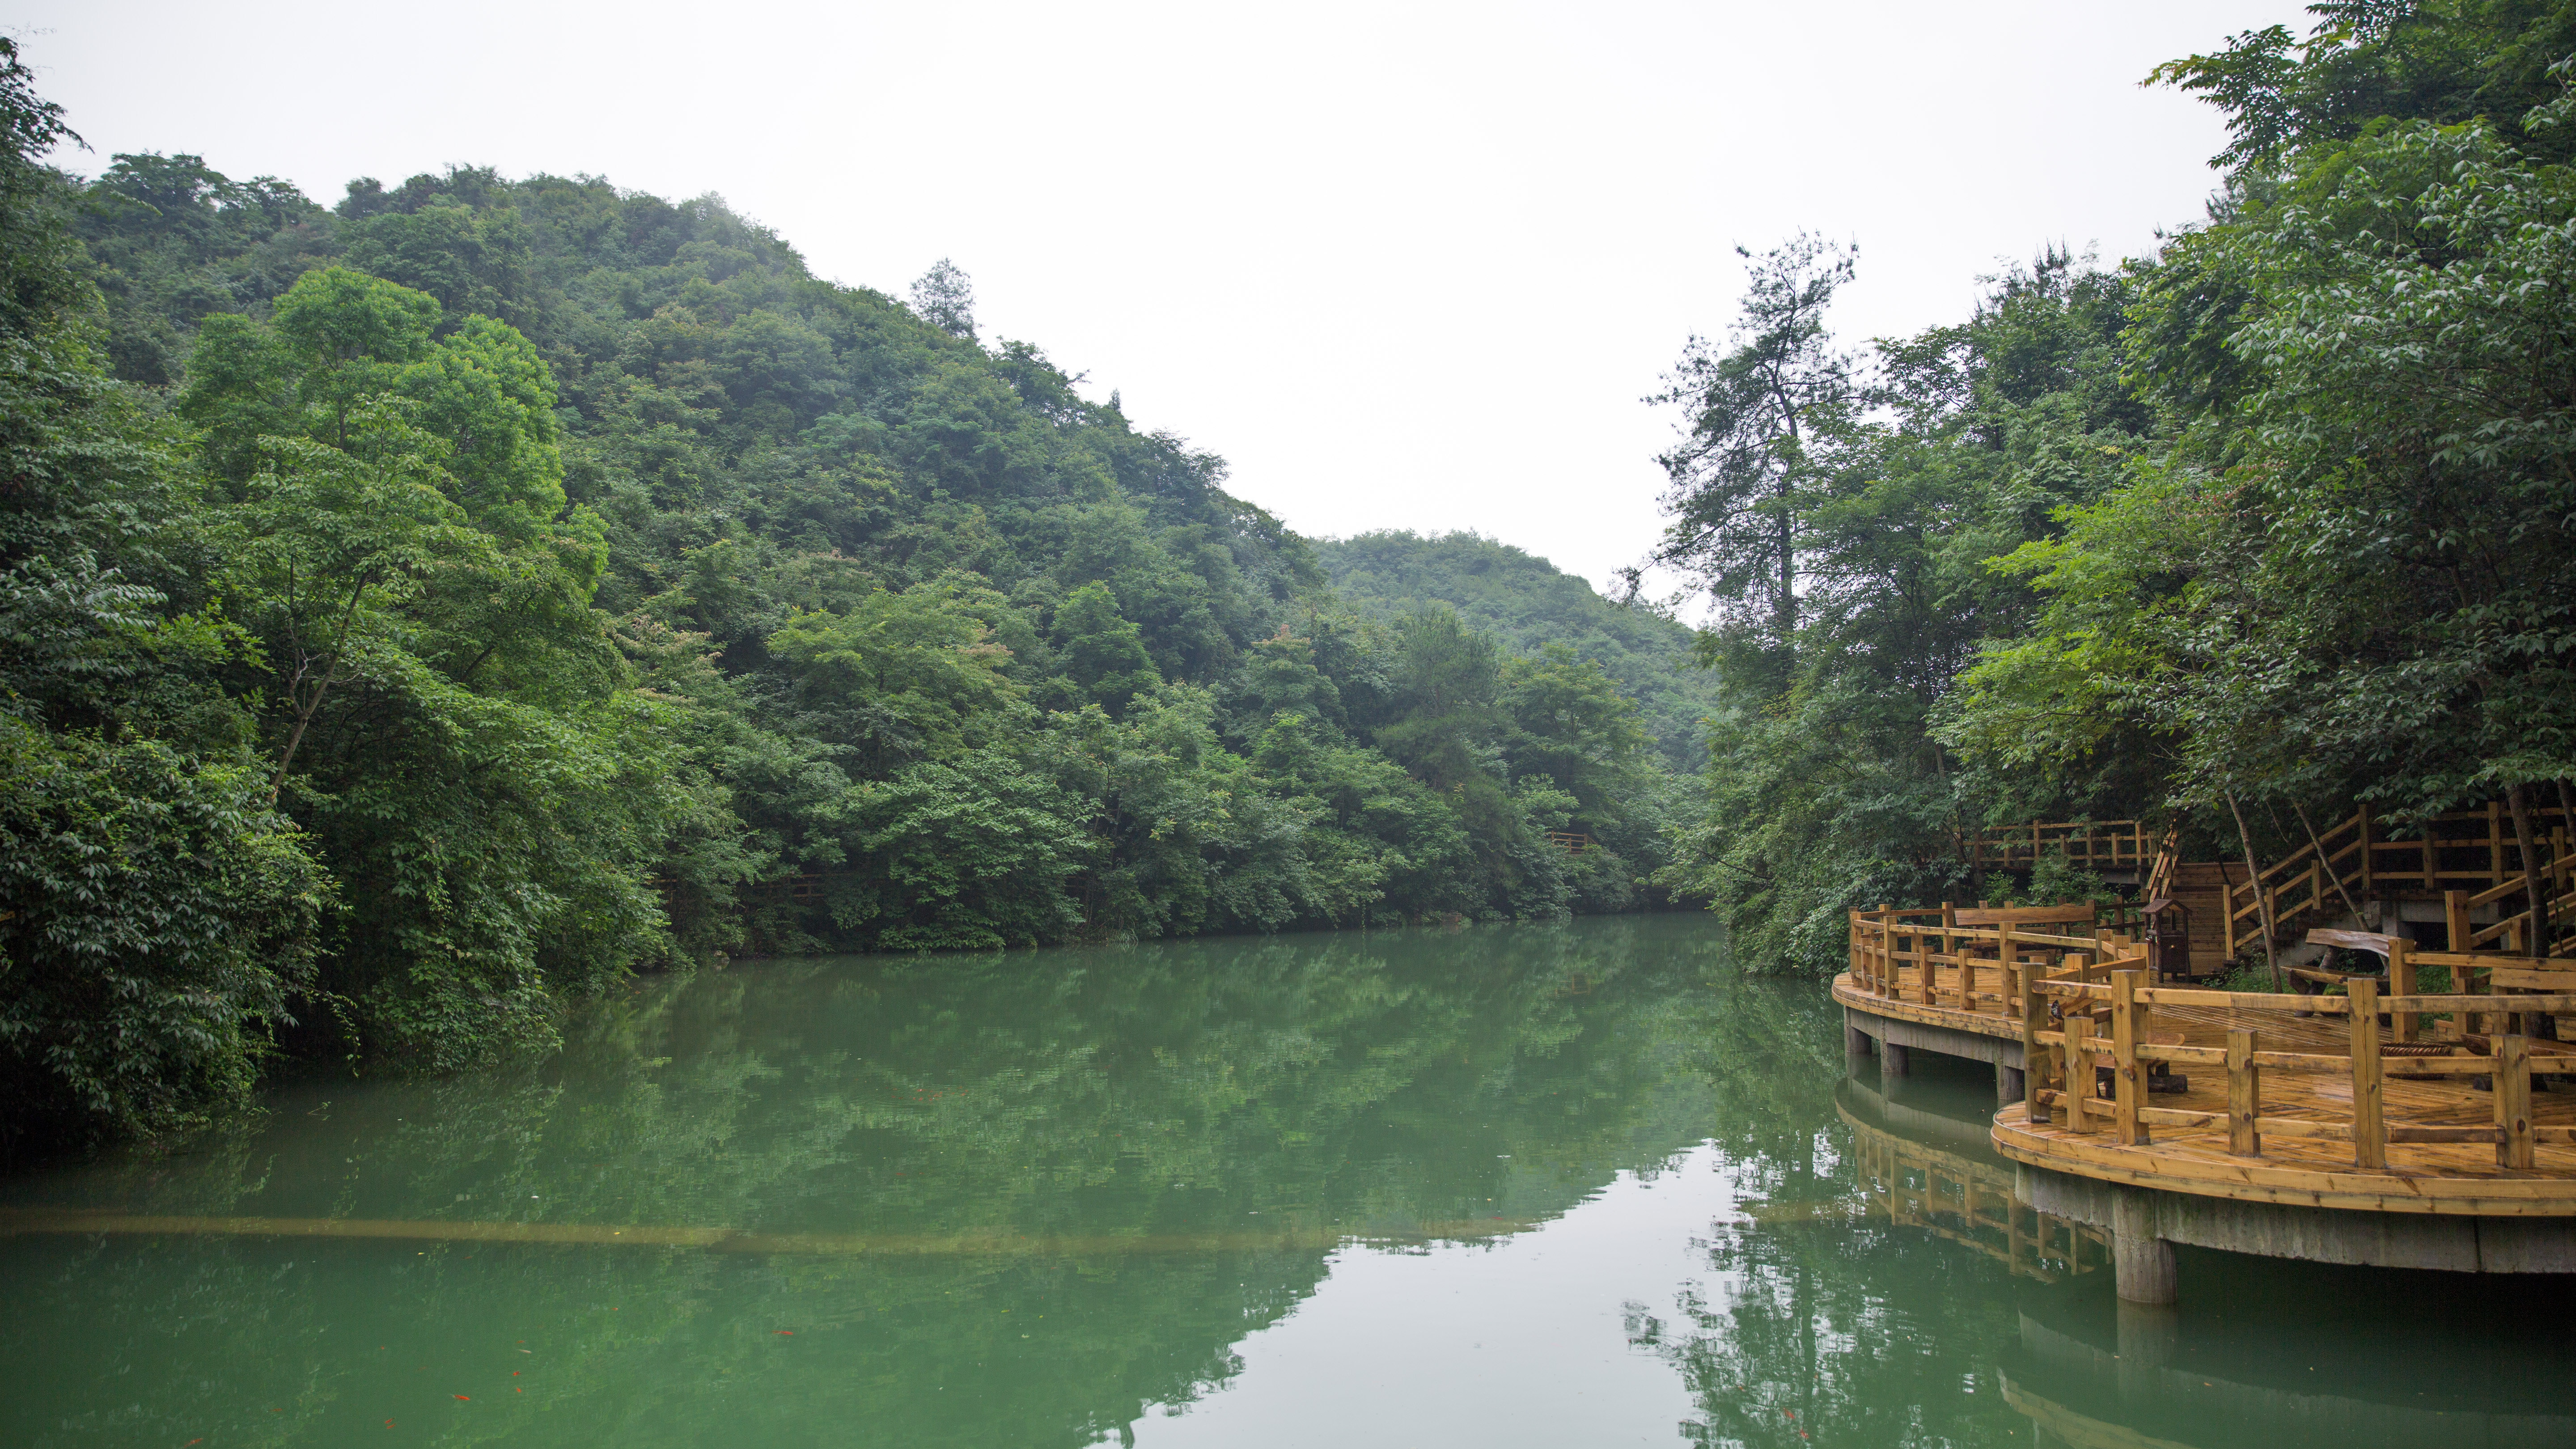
(3, 915, 2569, 1448)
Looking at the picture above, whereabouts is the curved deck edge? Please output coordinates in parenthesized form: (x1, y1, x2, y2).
(1832, 972, 2022, 1042)
(1990, 1105, 2576, 1217)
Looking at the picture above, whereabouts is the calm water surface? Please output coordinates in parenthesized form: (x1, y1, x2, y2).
(3, 916, 2568, 1447)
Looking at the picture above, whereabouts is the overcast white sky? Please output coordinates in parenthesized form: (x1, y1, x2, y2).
(20, 0, 2309, 602)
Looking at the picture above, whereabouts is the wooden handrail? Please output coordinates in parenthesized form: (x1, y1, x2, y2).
(1958, 820, 2151, 870)
(1848, 903, 2144, 1018)
(2018, 940, 2559, 1169)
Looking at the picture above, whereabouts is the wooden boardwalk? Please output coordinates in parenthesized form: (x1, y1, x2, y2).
(1846, 909, 2576, 1216)
(1994, 1073, 2576, 1216)
(1993, 995, 2576, 1214)
(1831, 970, 2021, 1042)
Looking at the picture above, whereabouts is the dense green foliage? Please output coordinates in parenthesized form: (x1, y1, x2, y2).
(1316, 529, 1721, 771)
(1661, 1, 2576, 972)
(1656, 242, 2154, 971)
(0, 54, 1683, 1148)
(1648, 5, 2576, 969)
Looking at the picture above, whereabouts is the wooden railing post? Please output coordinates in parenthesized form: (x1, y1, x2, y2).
(2064, 1011, 2096, 1134)
(1941, 901, 1960, 1013)
(1891, 912, 1907, 999)
(1991, 918, 2014, 1020)
(2349, 977, 2384, 1169)
(1849, 908, 1863, 988)
(2021, 968, 2049, 1118)
(2497, 1034, 2534, 1170)
(2444, 888, 2489, 1030)
(2388, 937, 2416, 1044)
(2357, 807, 2373, 895)
(2225, 1026, 2260, 1156)
(2111, 968, 2146, 1145)
(1881, 903, 1916, 1006)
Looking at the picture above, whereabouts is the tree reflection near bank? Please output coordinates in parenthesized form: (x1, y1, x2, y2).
(3, 917, 1762, 1449)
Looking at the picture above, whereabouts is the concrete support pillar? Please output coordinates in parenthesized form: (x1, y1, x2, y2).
(1881, 1042, 1911, 1077)
(2110, 1191, 2176, 1305)
(2114, 1300, 2178, 1400)
(1997, 1062, 2025, 1104)
(1845, 1019, 1873, 1056)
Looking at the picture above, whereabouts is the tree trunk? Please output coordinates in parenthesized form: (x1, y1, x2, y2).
(2228, 792, 2281, 991)
(1775, 479, 1796, 643)
(2293, 801, 2365, 921)
(2508, 783, 2545, 960)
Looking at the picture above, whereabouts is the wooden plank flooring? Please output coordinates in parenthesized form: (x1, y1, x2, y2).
(1992, 1047, 2576, 1213)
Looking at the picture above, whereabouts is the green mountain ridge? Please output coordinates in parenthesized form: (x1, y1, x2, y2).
(0, 43, 1692, 1148)
(1314, 530, 1719, 771)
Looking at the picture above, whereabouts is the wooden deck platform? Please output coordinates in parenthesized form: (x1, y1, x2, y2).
(2000, 957, 2576, 1216)
(1992, 1027, 2576, 1216)
(1833, 968, 2025, 1045)
(1847, 907, 2576, 1223)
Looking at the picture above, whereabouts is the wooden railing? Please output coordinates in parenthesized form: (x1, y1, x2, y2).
(2224, 804, 2576, 958)
(1847, 906, 2141, 1019)
(1543, 832, 1596, 854)
(2020, 941, 2576, 1169)
(2221, 808, 2368, 958)
(2456, 846, 2576, 954)
(2141, 822, 2181, 905)
(1961, 820, 2150, 873)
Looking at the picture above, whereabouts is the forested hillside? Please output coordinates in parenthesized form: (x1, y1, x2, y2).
(0, 42, 1684, 1148)
(1315, 531, 1720, 771)
(1656, 1, 2576, 974)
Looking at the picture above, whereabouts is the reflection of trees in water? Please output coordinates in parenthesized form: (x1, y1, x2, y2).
(0, 917, 1755, 1449)
(1624, 1047, 2034, 1449)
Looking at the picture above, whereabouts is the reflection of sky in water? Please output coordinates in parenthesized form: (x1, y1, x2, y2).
(1133, 1148, 1733, 1448)
(2, 917, 2570, 1449)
